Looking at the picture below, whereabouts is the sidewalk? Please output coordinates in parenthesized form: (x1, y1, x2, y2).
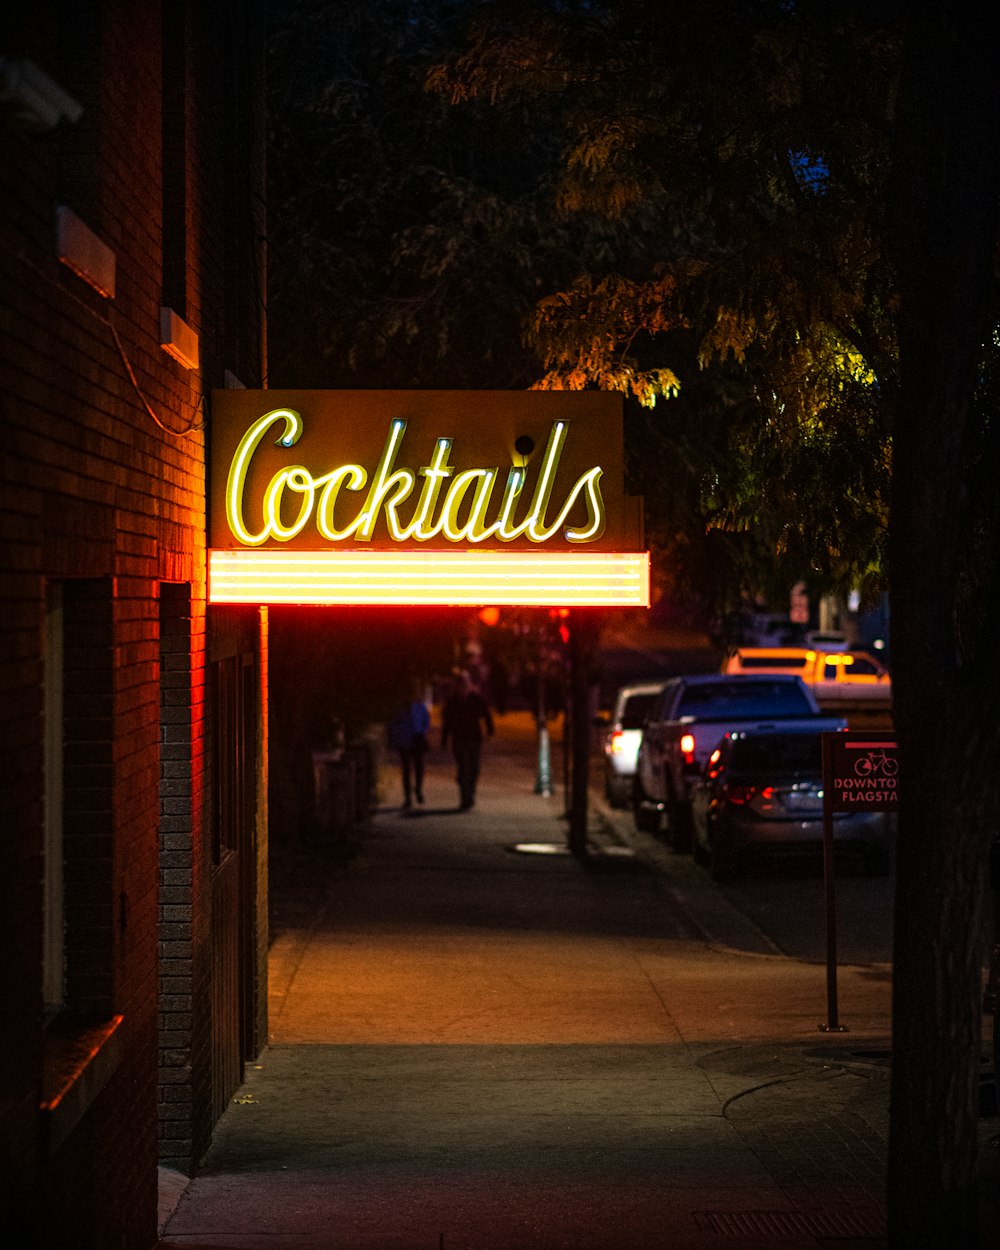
(156, 711, 987, 1248)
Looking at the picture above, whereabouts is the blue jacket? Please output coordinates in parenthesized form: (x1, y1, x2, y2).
(388, 699, 431, 750)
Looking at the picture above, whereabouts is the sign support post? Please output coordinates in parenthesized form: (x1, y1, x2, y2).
(535, 713, 553, 798)
(567, 610, 595, 861)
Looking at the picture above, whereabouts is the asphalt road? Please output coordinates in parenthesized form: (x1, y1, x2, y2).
(592, 627, 894, 968)
(714, 859, 893, 965)
(597, 798, 894, 967)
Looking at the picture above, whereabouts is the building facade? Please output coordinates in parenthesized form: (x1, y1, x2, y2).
(1, 4, 268, 1247)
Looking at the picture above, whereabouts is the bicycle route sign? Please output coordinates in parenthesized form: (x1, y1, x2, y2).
(822, 731, 898, 812)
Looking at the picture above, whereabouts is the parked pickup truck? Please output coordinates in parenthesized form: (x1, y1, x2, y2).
(632, 673, 827, 849)
(720, 646, 891, 702)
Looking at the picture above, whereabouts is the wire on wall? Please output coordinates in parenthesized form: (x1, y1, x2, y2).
(106, 306, 206, 436)
(2, 237, 206, 438)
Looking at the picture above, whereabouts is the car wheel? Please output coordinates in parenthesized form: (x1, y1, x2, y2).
(631, 779, 662, 833)
(665, 783, 694, 854)
(633, 801, 662, 834)
(605, 774, 629, 810)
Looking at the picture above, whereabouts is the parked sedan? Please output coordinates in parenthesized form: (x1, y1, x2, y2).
(600, 681, 666, 808)
(689, 722, 893, 880)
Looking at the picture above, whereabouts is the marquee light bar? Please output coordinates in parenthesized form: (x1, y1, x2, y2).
(209, 548, 649, 607)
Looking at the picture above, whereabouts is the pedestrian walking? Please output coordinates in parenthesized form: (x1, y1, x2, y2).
(441, 669, 494, 810)
(387, 685, 431, 809)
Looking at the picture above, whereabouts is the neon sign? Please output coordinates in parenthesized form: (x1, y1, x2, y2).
(208, 390, 648, 606)
(208, 548, 649, 607)
(225, 411, 606, 547)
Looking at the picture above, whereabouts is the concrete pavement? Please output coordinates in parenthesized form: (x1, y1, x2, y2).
(157, 711, 997, 1248)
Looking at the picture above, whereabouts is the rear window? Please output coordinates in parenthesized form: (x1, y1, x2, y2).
(822, 655, 886, 679)
(738, 654, 808, 669)
(620, 692, 661, 729)
(677, 680, 814, 719)
(846, 656, 883, 677)
(730, 733, 822, 773)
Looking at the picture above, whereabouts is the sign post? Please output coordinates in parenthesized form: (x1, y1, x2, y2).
(820, 731, 898, 1031)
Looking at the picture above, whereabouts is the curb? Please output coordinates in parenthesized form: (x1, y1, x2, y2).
(589, 789, 782, 955)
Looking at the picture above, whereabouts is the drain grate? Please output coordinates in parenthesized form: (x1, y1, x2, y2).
(694, 1209, 886, 1239)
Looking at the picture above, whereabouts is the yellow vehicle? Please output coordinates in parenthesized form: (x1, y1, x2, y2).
(720, 647, 891, 702)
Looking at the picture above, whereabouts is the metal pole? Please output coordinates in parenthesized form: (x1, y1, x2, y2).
(534, 630, 553, 796)
(567, 611, 591, 860)
(535, 722, 553, 797)
(820, 734, 847, 1032)
(562, 679, 571, 815)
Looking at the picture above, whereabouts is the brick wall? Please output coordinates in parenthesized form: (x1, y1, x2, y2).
(1, 2, 266, 1246)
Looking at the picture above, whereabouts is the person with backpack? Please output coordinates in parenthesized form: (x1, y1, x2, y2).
(387, 684, 431, 809)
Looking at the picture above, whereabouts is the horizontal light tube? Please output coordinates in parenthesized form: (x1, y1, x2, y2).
(209, 548, 649, 606)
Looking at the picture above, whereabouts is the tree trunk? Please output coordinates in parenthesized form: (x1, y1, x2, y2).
(888, 13, 1000, 1247)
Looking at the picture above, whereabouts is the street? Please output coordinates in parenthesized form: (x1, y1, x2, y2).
(591, 618, 895, 970)
(599, 802, 895, 968)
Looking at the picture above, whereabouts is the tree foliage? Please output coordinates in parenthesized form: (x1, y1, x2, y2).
(267, 0, 608, 390)
(266, 0, 902, 619)
(425, 0, 900, 609)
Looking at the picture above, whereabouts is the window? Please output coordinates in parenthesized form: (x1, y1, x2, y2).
(740, 654, 807, 669)
(731, 734, 823, 773)
(43, 585, 65, 1016)
(678, 680, 815, 720)
(46, 579, 115, 1022)
(620, 692, 661, 729)
(41, 586, 121, 1148)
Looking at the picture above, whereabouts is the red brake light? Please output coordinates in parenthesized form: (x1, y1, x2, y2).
(679, 732, 696, 763)
(609, 731, 625, 755)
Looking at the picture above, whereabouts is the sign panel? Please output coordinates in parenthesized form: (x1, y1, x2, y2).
(822, 731, 898, 812)
(208, 390, 649, 607)
(818, 729, 897, 1032)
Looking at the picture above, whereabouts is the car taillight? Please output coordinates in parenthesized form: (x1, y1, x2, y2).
(679, 732, 696, 764)
(609, 731, 625, 755)
(723, 783, 781, 813)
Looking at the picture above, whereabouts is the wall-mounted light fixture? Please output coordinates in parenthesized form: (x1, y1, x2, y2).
(159, 307, 200, 371)
(0, 58, 82, 132)
(55, 206, 116, 299)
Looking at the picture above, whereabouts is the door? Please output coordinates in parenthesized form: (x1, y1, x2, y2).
(210, 653, 256, 1119)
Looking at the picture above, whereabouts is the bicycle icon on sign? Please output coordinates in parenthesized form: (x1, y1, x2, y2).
(854, 749, 898, 778)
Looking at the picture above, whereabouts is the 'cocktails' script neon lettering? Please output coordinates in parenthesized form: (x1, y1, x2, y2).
(225, 410, 606, 547)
